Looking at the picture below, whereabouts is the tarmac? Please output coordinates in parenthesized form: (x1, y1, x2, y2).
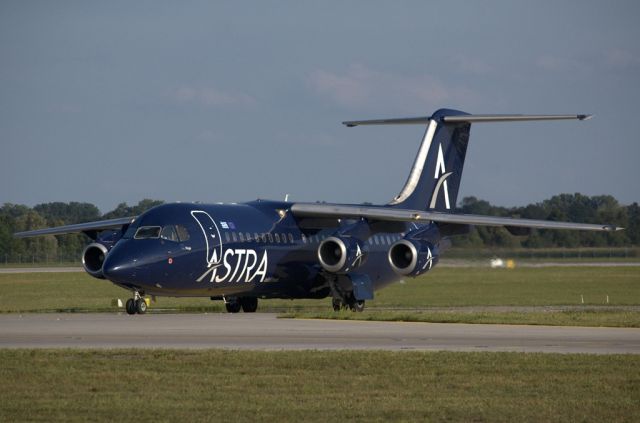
(1, 313, 638, 354)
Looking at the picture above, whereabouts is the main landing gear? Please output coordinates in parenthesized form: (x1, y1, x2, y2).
(332, 296, 365, 312)
(125, 291, 147, 315)
(224, 297, 259, 313)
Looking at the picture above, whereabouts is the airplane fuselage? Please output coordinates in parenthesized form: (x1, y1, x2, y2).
(102, 201, 439, 300)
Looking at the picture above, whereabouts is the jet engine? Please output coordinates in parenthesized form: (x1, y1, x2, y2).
(318, 236, 366, 273)
(82, 242, 109, 279)
(388, 239, 438, 277)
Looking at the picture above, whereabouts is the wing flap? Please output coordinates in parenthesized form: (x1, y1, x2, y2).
(290, 203, 622, 232)
(13, 216, 136, 238)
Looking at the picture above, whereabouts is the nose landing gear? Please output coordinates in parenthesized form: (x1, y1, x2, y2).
(125, 291, 147, 315)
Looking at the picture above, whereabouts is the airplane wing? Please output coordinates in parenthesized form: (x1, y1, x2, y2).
(13, 216, 136, 238)
(290, 203, 622, 232)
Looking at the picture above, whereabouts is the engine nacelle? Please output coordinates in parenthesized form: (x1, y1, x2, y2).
(82, 242, 109, 279)
(317, 236, 366, 273)
(388, 239, 438, 277)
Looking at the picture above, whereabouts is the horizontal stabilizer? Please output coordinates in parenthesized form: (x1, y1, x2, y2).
(14, 216, 136, 238)
(343, 114, 591, 127)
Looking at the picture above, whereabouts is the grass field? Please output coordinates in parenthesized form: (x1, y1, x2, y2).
(0, 266, 638, 326)
(281, 309, 640, 327)
(0, 349, 637, 422)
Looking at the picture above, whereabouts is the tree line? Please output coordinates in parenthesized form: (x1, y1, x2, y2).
(0, 194, 637, 263)
(0, 199, 163, 263)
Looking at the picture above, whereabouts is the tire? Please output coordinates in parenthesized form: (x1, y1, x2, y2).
(332, 298, 342, 312)
(240, 297, 258, 313)
(225, 301, 241, 313)
(352, 300, 365, 312)
(125, 298, 136, 315)
(136, 298, 147, 314)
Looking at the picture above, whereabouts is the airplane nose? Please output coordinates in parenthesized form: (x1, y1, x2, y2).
(102, 244, 135, 283)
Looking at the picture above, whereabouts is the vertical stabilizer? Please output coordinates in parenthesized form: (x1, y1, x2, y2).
(388, 108, 471, 212)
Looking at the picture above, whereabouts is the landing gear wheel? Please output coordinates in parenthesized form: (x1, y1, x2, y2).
(353, 300, 365, 313)
(125, 298, 136, 315)
(332, 298, 343, 312)
(240, 297, 258, 313)
(135, 298, 147, 314)
(225, 301, 241, 313)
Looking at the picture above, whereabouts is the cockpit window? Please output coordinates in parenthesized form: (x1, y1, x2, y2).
(133, 224, 190, 242)
(175, 225, 190, 242)
(159, 225, 190, 242)
(161, 225, 179, 242)
(134, 226, 161, 239)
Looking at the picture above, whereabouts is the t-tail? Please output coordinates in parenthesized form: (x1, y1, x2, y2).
(343, 109, 592, 212)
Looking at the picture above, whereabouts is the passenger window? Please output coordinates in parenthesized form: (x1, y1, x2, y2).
(280, 233, 286, 243)
(267, 233, 273, 243)
(254, 233, 259, 242)
(274, 233, 280, 243)
(134, 226, 161, 239)
(239, 232, 245, 242)
(288, 233, 294, 243)
(160, 225, 179, 242)
(301, 234, 307, 244)
(246, 233, 251, 241)
(225, 232, 231, 242)
(232, 232, 238, 242)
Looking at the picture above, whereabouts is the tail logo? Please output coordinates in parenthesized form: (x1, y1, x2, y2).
(429, 143, 452, 209)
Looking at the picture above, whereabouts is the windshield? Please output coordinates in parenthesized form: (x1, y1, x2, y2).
(134, 226, 161, 239)
(130, 224, 191, 242)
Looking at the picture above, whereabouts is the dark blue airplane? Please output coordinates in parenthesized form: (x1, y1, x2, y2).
(15, 109, 622, 315)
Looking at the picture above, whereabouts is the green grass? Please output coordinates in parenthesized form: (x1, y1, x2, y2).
(0, 267, 638, 326)
(370, 267, 640, 308)
(0, 349, 637, 422)
(0, 262, 79, 268)
(281, 309, 640, 327)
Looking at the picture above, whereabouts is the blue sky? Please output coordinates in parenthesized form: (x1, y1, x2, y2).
(2, 1, 639, 213)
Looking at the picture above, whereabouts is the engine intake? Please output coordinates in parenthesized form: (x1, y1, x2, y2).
(318, 236, 366, 273)
(82, 243, 109, 279)
(388, 239, 438, 277)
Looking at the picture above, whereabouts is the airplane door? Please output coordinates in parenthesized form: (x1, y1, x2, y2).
(190, 210, 223, 266)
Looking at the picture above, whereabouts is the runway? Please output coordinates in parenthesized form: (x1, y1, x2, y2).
(1, 313, 638, 354)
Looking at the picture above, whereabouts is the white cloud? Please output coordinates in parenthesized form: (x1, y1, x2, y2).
(605, 48, 640, 69)
(535, 55, 587, 73)
(308, 64, 479, 113)
(173, 86, 256, 107)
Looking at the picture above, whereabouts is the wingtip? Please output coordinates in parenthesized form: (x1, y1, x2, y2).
(578, 114, 594, 121)
(604, 225, 625, 231)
